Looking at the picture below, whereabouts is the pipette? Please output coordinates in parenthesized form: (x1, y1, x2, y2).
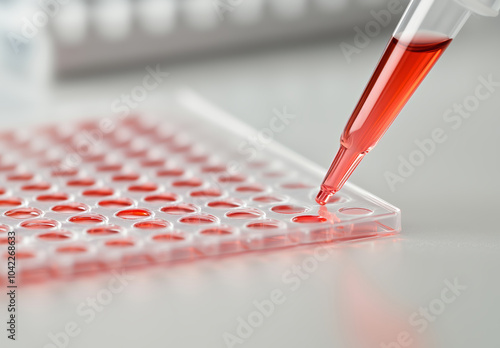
(316, 0, 500, 205)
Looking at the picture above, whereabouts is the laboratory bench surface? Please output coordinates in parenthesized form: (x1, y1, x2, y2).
(2, 15, 500, 348)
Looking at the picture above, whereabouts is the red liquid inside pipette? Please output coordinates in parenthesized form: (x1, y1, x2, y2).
(316, 34, 452, 204)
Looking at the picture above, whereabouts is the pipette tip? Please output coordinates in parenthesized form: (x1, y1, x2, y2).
(315, 189, 333, 205)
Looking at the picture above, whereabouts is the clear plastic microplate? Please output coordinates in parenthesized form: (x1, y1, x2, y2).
(0, 90, 401, 283)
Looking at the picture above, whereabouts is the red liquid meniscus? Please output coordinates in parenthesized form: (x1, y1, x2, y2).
(317, 34, 452, 204)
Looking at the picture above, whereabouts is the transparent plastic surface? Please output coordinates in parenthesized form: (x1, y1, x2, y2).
(0, 91, 400, 283)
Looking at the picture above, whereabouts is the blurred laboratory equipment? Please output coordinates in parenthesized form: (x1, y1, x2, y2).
(45, 0, 403, 76)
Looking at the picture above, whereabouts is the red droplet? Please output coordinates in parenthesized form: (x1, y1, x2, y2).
(141, 159, 165, 167)
(226, 209, 263, 219)
(87, 225, 121, 235)
(144, 193, 178, 203)
(57, 245, 87, 253)
(67, 178, 96, 187)
(236, 185, 264, 193)
(218, 174, 245, 183)
(128, 183, 158, 192)
(292, 215, 327, 223)
(52, 168, 78, 176)
(281, 182, 313, 189)
(38, 231, 72, 241)
(22, 182, 51, 191)
(69, 214, 106, 224)
(112, 173, 140, 181)
(190, 189, 222, 198)
(5, 207, 42, 219)
(172, 178, 203, 187)
(105, 239, 135, 247)
(134, 219, 170, 229)
(0, 197, 23, 207)
(116, 208, 152, 220)
(52, 203, 88, 213)
(271, 205, 309, 214)
(201, 165, 226, 173)
(82, 188, 114, 197)
(161, 204, 198, 215)
(207, 200, 241, 209)
(98, 198, 133, 208)
(20, 219, 58, 229)
(7, 172, 34, 181)
(0, 187, 5, 195)
(253, 195, 285, 204)
(157, 168, 184, 177)
(247, 220, 281, 229)
(179, 214, 217, 224)
(338, 207, 373, 216)
(201, 227, 232, 236)
(36, 193, 69, 202)
(0, 224, 11, 233)
(97, 163, 122, 172)
(152, 233, 185, 242)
